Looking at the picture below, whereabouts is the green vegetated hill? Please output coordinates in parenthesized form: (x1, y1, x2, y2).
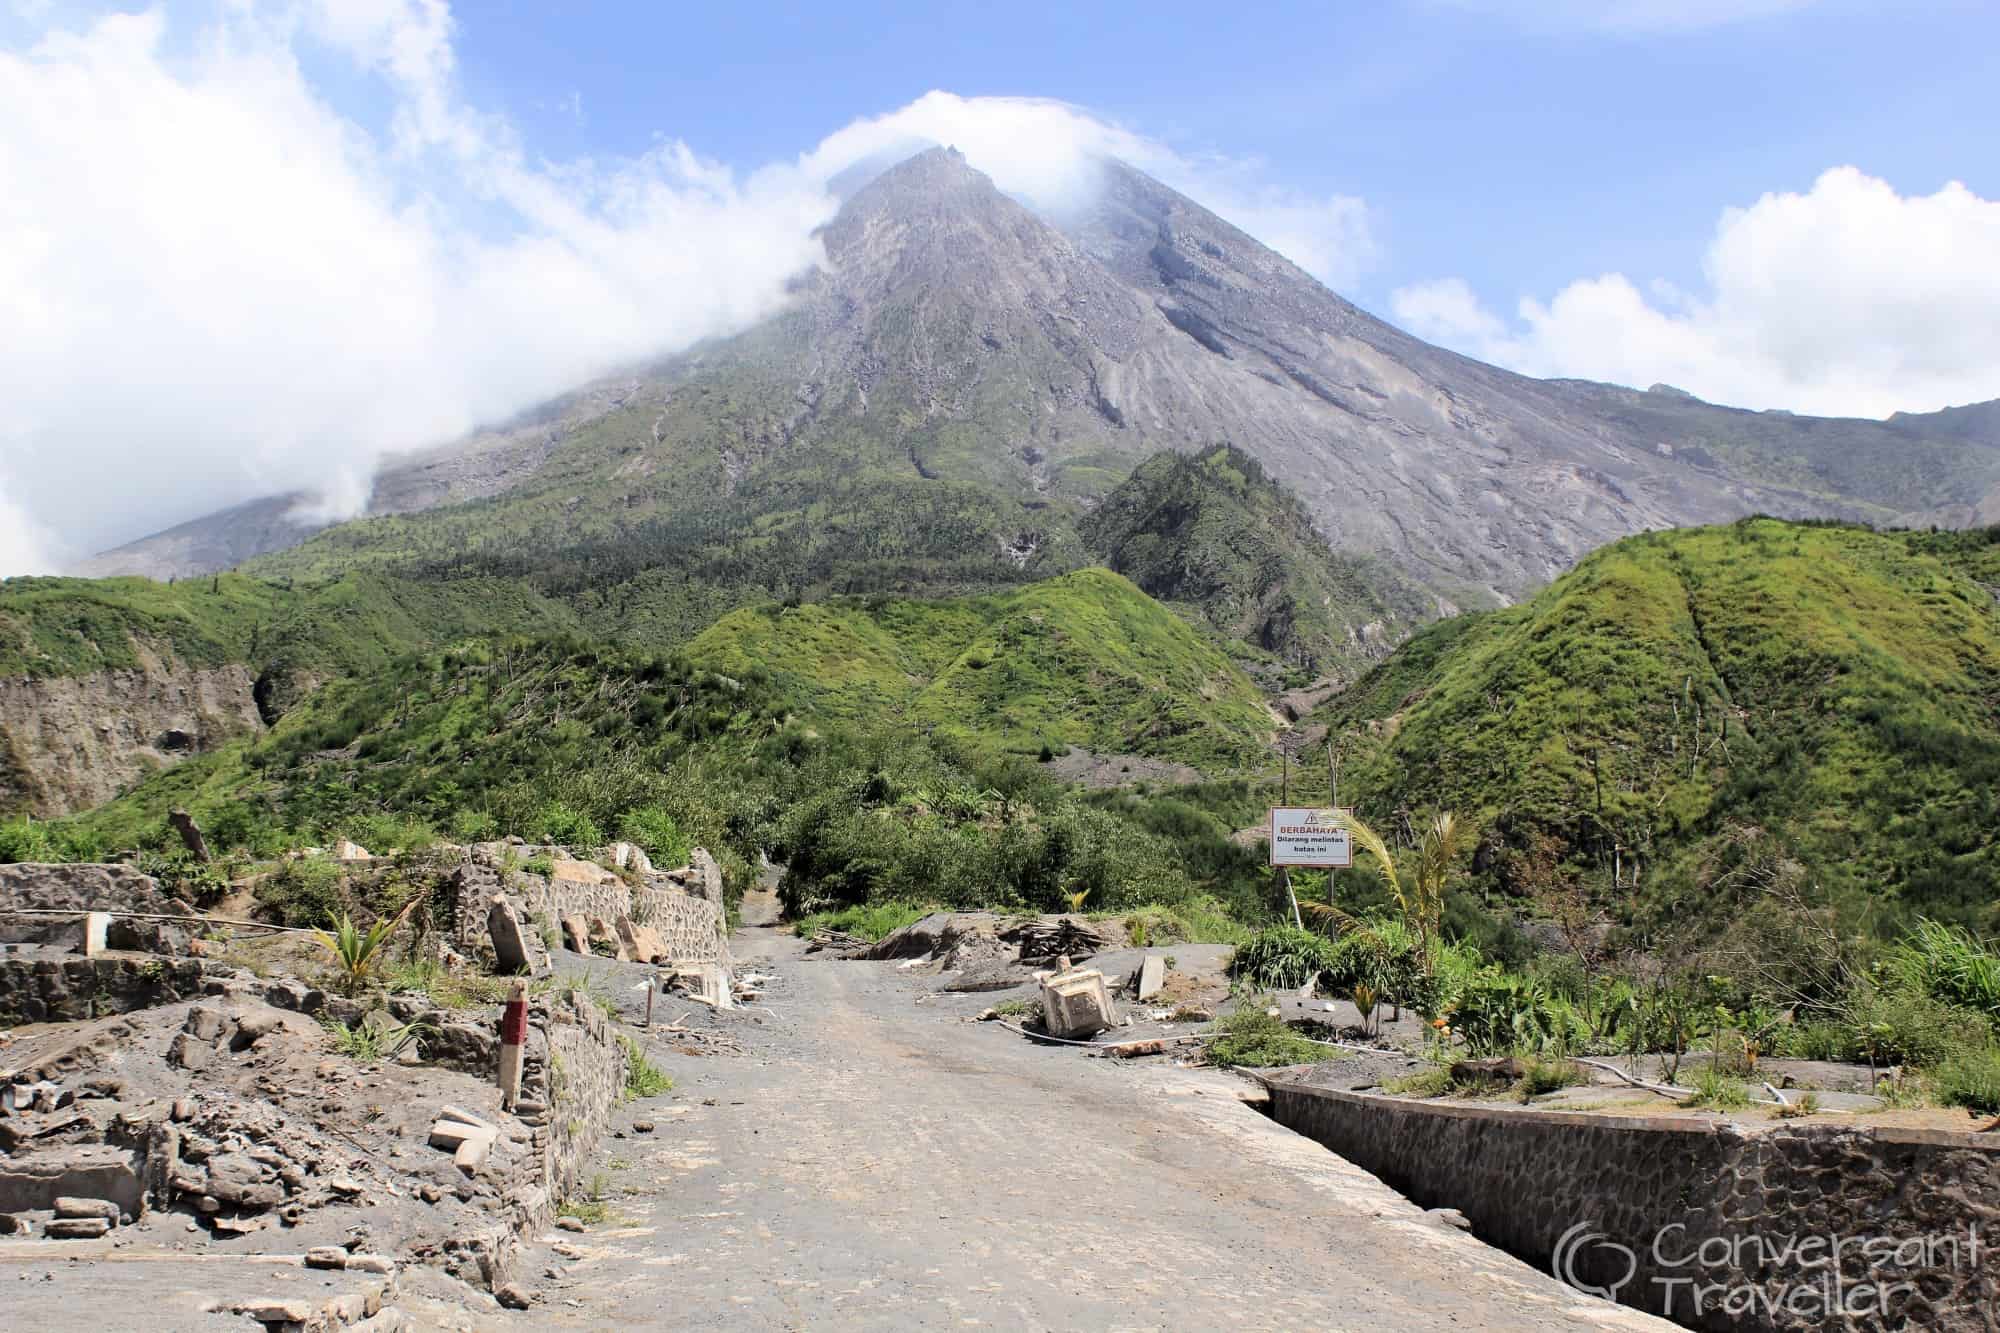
(1081, 444, 1446, 678)
(39, 634, 1284, 934)
(1314, 518, 2000, 936)
(685, 568, 1274, 767)
(0, 571, 578, 683)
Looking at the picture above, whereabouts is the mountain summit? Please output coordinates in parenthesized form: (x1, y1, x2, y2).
(81, 148, 2000, 609)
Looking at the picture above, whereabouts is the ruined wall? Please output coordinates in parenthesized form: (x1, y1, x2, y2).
(1265, 1080, 2000, 1332)
(0, 655, 263, 816)
(522, 990, 625, 1211)
(0, 955, 217, 1024)
(631, 883, 724, 964)
(445, 848, 724, 968)
(0, 863, 187, 951)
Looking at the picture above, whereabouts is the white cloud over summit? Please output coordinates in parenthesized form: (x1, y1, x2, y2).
(0, 8, 1378, 575)
(1392, 168, 2000, 420)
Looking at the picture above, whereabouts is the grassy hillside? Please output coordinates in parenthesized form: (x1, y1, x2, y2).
(0, 571, 578, 685)
(36, 634, 1280, 932)
(1081, 445, 1442, 677)
(1313, 519, 2000, 936)
(686, 569, 1274, 768)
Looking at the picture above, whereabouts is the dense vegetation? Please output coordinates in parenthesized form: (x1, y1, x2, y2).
(1081, 444, 1442, 678)
(686, 569, 1272, 767)
(1312, 519, 2000, 940)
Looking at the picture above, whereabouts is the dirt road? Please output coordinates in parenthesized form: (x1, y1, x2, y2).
(489, 906, 1669, 1332)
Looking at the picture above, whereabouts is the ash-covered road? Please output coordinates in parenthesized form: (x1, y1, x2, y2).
(490, 899, 1668, 1331)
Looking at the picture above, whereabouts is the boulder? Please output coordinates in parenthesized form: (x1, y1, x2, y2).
(166, 1031, 213, 1071)
(607, 841, 653, 875)
(559, 916, 591, 955)
(687, 848, 724, 904)
(332, 840, 373, 861)
(615, 916, 667, 965)
(587, 917, 629, 962)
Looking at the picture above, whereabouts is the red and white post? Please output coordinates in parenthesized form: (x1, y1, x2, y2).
(498, 979, 527, 1111)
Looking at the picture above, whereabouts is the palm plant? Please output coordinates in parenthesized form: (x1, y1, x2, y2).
(1307, 811, 1471, 986)
(314, 912, 399, 995)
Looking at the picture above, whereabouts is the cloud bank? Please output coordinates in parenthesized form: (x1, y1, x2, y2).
(0, 7, 1378, 575)
(1392, 168, 2000, 419)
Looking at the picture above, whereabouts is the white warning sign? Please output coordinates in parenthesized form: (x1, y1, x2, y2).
(1269, 807, 1354, 868)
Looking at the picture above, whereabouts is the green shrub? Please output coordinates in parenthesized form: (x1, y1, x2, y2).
(1682, 1068, 1754, 1110)
(619, 1035, 674, 1100)
(523, 854, 556, 878)
(1205, 1003, 1338, 1067)
(534, 800, 603, 850)
(1230, 926, 1339, 990)
(1885, 920, 2000, 1023)
(0, 817, 104, 864)
(1935, 1047, 2000, 1114)
(618, 806, 691, 867)
(1516, 1055, 1588, 1100)
(1848, 986, 1990, 1070)
(256, 857, 346, 927)
(451, 808, 500, 842)
(133, 846, 230, 907)
(791, 901, 931, 942)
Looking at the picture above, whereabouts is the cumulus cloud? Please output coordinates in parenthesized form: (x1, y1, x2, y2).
(1391, 168, 2000, 419)
(0, 13, 1378, 575)
(803, 91, 1377, 289)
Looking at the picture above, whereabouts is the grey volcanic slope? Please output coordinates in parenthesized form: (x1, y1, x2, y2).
(80, 148, 2000, 602)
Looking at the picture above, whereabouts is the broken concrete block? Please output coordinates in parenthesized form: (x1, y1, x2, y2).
(453, 1128, 497, 1174)
(234, 1299, 312, 1323)
(427, 1120, 489, 1151)
(345, 1254, 396, 1274)
(1040, 967, 1116, 1039)
(0, 1213, 32, 1235)
(436, 1104, 496, 1132)
(1137, 954, 1166, 1002)
(487, 895, 546, 975)
(44, 1216, 110, 1239)
(52, 1196, 120, 1221)
(304, 1246, 348, 1270)
(560, 915, 591, 955)
(167, 1031, 214, 1071)
(332, 840, 373, 861)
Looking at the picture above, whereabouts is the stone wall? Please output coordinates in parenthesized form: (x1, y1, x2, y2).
(1264, 1079, 2000, 1331)
(443, 847, 724, 969)
(522, 989, 626, 1212)
(0, 864, 183, 945)
(0, 954, 217, 1024)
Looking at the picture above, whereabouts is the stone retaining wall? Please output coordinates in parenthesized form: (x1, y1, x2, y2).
(532, 990, 626, 1209)
(443, 847, 725, 969)
(0, 864, 182, 946)
(0, 954, 219, 1024)
(1264, 1078, 2000, 1332)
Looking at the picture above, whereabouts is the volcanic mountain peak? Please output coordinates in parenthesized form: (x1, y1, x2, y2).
(76, 148, 2000, 601)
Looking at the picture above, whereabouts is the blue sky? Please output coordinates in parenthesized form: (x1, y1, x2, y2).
(445, 0, 1996, 319)
(2, 0, 1997, 571)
